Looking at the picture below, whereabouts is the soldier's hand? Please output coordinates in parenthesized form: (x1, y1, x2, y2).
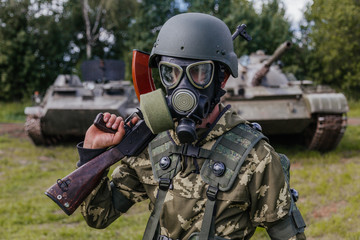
(84, 113, 138, 149)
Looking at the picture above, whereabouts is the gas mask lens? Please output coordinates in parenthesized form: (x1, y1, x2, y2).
(187, 61, 214, 88)
(159, 62, 183, 89)
(159, 61, 214, 89)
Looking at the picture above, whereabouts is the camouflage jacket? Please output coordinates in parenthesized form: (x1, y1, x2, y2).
(79, 105, 306, 240)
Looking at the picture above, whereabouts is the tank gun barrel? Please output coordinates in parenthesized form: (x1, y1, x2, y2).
(252, 41, 292, 86)
(265, 41, 292, 67)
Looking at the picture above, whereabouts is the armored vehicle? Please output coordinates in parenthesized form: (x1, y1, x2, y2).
(223, 41, 348, 152)
(25, 59, 139, 145)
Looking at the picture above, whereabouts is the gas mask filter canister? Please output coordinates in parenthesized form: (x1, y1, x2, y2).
(139, 89, 198, 144)
(140, 89, 174, 134)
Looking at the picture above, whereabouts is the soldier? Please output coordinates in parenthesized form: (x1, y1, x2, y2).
(77, 13, 306, 240)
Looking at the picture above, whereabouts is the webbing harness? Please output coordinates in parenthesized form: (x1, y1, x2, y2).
(143, 123, 268, 240)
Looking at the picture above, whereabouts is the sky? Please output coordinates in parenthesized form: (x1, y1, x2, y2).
(281, 0, 313, 28)
(250, 0, 313, 35)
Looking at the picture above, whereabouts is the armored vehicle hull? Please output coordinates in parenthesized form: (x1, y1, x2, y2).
(224, 42, 348, 152)
(25, 60, 139, 145)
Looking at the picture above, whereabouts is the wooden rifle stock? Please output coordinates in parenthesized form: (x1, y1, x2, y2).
(45, 118, 156, 216)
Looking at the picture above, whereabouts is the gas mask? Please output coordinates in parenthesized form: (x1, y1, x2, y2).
(139, 57, 227, 144)
(158, 56, 221, 144)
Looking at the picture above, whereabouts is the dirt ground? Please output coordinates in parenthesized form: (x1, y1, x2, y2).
(347, 117, 360, 126)
(0, 123, 28, 138)
(1, 117, 360, 139)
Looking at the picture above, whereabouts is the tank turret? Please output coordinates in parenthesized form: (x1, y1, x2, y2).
(252, 41, 292, 86)
(24, 59, 139, 145)
(223, 42, 348, 152)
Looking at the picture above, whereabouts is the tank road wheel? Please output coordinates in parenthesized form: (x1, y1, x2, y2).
(25, 116, 62, 145)
(25, 115, 47, 145)
(304, 114, 347, 152)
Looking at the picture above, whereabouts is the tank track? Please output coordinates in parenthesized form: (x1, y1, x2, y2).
(305, 114, 347, 152)
(25, 115, 61, 145)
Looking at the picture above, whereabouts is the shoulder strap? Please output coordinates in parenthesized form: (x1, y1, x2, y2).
(148, 131, 182, 181)
(144, 132, 182, 240)
(200, 123, 268, 191)
(198, 123, 268, 240)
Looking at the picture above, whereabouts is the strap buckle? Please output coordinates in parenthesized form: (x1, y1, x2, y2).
(206, 185, 218, 201)
(182, 144, 200, 158)
(159, 178, 171, 191)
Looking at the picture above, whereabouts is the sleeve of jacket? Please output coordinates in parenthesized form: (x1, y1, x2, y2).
(77, 145, 149, 229)
(247, 140, 306, 239)
(76, 141, 107, 167)
(248, 140, 291, 225)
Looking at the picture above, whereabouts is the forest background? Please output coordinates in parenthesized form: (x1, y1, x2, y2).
(1, 1, 360, 240)
(0, 0, 359, 101)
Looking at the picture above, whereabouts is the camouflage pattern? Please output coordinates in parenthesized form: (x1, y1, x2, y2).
(80, 104, 306, 239)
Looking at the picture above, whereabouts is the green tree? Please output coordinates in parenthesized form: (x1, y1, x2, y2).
(0, 0, 296, 100)
(0, 0, 137, 100)
(123, 0, 180, 81)
(102, 0, 137, 60)
(125, 0, 180, 53)
(255, 0, 292, 53)
(62, 0, 137, 62)
(0, 0, 74, 100)
(303, 0, 360, 96)
(186, 0, 231, 17)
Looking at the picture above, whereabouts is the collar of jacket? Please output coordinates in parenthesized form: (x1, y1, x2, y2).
(168, 103, 248, 146)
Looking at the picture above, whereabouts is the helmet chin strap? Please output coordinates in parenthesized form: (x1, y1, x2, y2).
(208, 64, 227, 114)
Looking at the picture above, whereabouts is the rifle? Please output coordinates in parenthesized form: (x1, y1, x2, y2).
(45, 49, 166, 216)
(45, 112, 156, 216)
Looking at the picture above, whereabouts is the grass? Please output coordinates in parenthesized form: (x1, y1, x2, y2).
(282, 128, 360, 240)
(0, 136, 150, 239)
(0, 100, 360, 239)
(348, 100, 360, 118)
(0, 100, 31, 123)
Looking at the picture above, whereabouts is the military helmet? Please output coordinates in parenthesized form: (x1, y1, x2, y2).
(149, 13, 238, 78)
